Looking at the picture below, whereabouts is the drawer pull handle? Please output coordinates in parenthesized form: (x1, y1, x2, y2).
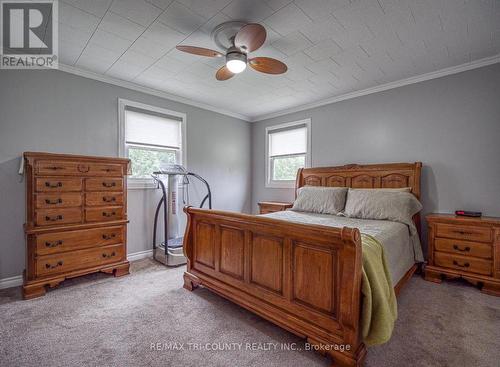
(453, 260, 470, 268)
(45, 182, 62, 188)
(46, 166, 64, 171)
(453, 245, 470, 252)
(102, 252, 116, 259)
(102, 182, 117, 188)
(102, 233, 116, 240)
(45, 261, 63, 269)
(45, 215, 63, 221)
(102, 196, 116, 202)
(45, 240, 63, 248)
(102, 211, 116, 217)
(45, 198, 62, 205)
(78, 164, 89, 173)
(452, 230, 473, 236)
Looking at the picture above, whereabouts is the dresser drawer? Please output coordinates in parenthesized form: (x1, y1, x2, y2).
(35, 208, 82, 226)
(35, 193, 82, 209)
(85, 192, 124, 206)
(85, 206, 124, 222)
(36, 243, 125, 277)
(35, 178, 82, 192)
(86, 178, 124, 191)
(435, 223, 492, 243)
(35, 226, 125, 256)
(434, 238, 491, 259)
(88, 163, 123, 176)
(434, 252, 492, 276)
(36, 160, 123, 177)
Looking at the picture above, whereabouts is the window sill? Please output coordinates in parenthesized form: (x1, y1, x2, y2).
(265, 181, 296, 189)
(127, 179, 156, 190)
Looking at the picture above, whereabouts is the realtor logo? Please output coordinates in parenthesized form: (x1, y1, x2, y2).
(1, 0, 58, 68)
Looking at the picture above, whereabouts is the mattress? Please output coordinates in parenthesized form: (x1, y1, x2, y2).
(262, 210, 423, 285)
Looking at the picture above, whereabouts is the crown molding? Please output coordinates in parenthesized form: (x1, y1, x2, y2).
(56, 64, 251, 121)
(249, 53, 500, 122)
(54, 54, 500, 124)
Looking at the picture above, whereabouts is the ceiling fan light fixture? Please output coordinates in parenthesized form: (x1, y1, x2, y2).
(226, 51, 247, 74)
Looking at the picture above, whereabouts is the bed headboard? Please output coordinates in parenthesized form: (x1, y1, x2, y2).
(295, 162, 422, 199)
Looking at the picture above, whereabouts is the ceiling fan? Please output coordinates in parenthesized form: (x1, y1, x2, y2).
(176, 22, 287, 81)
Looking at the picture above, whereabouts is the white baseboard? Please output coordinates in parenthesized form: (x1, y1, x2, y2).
(0, 249, 153, 290)
(0, 275, 23, 289)
(127, 249, 153, 261)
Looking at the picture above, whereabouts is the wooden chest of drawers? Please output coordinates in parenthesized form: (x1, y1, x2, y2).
(23, 152, 131, 299)
(258, 201, 293, 214)
(424, 214, 500, 296)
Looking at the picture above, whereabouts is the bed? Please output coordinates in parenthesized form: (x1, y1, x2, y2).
(182, 162, 423, 367)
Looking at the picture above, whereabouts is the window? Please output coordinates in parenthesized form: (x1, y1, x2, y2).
(118, 99, 186, 189)
(265, 119, 311, 188)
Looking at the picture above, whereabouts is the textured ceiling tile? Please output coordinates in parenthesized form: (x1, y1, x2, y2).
(300, 15, 346, 44)
(271, 31, 313, 56)
(158, 1, 206, 35)
(294, 0, 349, 20)
(111, 0, 163, 27)
(100, 12, 146, 41)
(62, 0, 113, 17)
(59, 2, 100, 33)
(89, 29, 133, 54)
(304, 39, 343, 61)
(118, 49, 157, 68)
(264, 3, 312, 36)
(141, 21, 185, 48)
(76, 44, 122, 73)
(263, 0, 293, 11)
(222, 0, 275, 23)
(106, 60, 147, 80)
(176, 0, 233, 19)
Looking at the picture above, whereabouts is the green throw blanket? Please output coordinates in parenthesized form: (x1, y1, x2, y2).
(360, 234, 398, 346)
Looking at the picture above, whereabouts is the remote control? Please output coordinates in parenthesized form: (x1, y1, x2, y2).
(455, 210, 482, 217)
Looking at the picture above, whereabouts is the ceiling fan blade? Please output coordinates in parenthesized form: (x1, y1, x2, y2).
(234, 23, 266, 52)
(249, 57, 287, 75)
(176, 45, 223, 58)
(216, 65, 234, 81)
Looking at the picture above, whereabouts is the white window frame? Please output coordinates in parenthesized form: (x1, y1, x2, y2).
(265, 119, 311, 189)
(118, 98, 187, 189)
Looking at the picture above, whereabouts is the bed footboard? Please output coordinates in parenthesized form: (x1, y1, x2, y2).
(182, 207, 366, 367)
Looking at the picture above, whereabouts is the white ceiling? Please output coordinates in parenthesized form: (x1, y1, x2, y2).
(56, 0, 500, 120)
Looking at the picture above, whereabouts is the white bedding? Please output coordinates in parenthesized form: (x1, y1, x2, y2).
(262, 210, 424, 285)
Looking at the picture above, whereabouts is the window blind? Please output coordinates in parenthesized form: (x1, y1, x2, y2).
(269, 125, 307, 157)
(125, 109, 181, 149)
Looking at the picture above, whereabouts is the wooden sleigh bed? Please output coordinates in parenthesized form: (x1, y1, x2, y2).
(182, 162, 422, 367)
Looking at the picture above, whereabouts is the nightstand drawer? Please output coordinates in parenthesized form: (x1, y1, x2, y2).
(435, 223, 492, 243)
(434, 238, 491, 259)
(258, 202, 293, 214)
(434, 252, 492, 276)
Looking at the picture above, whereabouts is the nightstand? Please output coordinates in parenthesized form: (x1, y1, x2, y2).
(425, 214, 500, 296)
(258, 201, 293, 214)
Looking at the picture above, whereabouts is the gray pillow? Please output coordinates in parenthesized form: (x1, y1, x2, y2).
(292, 186, 348, 215)
(343, 189, 422, 231)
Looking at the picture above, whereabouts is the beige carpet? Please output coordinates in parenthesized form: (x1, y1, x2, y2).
(1, 259, 499, 367)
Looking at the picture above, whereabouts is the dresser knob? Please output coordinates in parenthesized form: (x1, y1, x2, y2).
(45, 182, 62, 188)
(45, 240, 63, 248)
(45, 198, 62, 205)
(102, 212, 116, 217)
(453, 245, 470, 252)
(102, 182, 116, 188)
(102, 252, 116, 259)
(45, 215, 63, 221)
(102, 233, 116, 240)
(102, 196, 116, 202)
(45, 261, 63, 269)
(453, 260, 470, 268)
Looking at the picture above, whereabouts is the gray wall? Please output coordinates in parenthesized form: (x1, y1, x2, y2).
(252, 63, 500, 252)
(0, 69, 251, 280)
